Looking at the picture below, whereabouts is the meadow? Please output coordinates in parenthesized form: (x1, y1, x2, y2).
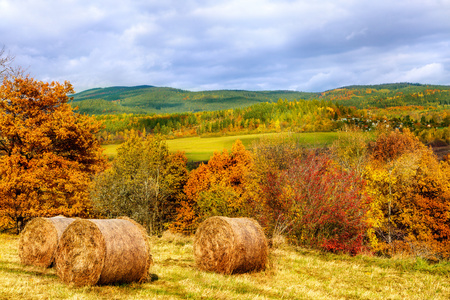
(102, 132, 339, 161)
(1, 233, 450, 299)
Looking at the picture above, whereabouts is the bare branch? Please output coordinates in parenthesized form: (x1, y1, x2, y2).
(0, 46, 26, 81)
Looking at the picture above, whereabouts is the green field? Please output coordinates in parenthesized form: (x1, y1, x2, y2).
(102, 132, 339, 161)
(2, 233, 450, 299)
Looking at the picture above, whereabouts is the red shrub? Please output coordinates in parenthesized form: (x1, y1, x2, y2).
(255, 151, 370, 254)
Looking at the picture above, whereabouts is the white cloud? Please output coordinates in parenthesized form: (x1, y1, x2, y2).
(400, 63, 446, 83)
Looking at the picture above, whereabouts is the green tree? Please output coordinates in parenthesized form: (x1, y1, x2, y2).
(91, 134, 188, 235)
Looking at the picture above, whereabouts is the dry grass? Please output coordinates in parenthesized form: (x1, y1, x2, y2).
(1, 232, 450, 299)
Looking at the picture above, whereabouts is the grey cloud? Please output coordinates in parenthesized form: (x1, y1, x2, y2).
(1, 0, 450, 92)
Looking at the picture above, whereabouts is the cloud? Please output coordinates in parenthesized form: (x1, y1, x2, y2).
(1, 0, 450, 92)
(346, 28, 368, 41)
(400, 63, 447, 83)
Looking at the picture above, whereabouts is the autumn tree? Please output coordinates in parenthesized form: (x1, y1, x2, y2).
(249, 148, 370, 254)
(91, 134, 188, 235)
(365, 128, 426, 252)
(243, 133, 304, 237)
(0, 77, 107, 233)
(369, 128, 426, 164)
(170, 139, 252, 234)
(365, 128, 450, 259)
(241, 133, 370, 254)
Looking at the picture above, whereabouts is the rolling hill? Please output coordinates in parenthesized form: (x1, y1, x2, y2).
(71, 85, 316, 114)
(70, 83, 450, 115)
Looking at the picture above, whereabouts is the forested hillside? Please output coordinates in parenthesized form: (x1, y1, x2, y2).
(320, 83, 450, 108)
(71, 83, 450, 115)
(71, 86, 315, 114)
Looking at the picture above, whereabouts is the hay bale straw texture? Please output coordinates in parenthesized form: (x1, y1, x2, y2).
(18, 216, 75, 268)
(55, 217, 152, 286)
(194, 216, 268, 274)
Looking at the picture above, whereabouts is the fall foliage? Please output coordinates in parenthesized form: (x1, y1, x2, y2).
(2, 74, 448, 261)
(0, 77, 107, 233)
(247, 140, 370, 254)
(167, 128, 449, 257)
(170, 140, 252, 234)
(365, 129, 450, 259)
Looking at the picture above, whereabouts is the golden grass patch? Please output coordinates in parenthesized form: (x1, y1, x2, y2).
(1, 233, 450, 299)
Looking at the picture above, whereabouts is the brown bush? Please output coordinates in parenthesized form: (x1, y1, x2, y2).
(194, 216, 268, 274)
(18, 216, 75, 267)
(55, 217, 152, 286)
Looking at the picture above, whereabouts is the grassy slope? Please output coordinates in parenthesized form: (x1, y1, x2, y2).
(1, 233, 450, 299)
(102, 132, 339, 161)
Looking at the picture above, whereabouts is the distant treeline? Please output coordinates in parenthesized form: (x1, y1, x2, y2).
(92, 98, 450, 146)
(319, 85, 450, 108)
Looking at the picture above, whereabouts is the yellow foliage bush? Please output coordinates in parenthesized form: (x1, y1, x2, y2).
(365, 129, 450, 259)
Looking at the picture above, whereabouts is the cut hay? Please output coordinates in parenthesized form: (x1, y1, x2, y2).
(55, 217, 152, 286)
(18, 216, 75, 268)
(194, 216, 268, 274)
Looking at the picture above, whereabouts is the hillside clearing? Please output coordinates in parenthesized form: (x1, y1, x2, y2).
(1, 233, 450, 299)
(102, 132, 339, 161)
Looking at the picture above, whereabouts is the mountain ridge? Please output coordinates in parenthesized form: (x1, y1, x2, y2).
(70, 83, 450, 115)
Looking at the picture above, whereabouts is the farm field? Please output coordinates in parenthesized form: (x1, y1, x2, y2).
(102, 132, 339, 161)
(1, 233, 450, 299)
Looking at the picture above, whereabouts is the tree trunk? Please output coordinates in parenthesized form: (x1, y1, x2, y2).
(16, 216, 24, 234)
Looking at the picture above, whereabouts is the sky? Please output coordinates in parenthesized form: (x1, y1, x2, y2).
(1, 0, 450, 93)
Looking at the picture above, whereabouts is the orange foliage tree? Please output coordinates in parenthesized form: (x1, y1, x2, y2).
(170, 140, 252, 234)
(0, 77, 107, 233)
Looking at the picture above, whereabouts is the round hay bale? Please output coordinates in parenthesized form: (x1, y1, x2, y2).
(194, 216, 268, 274)
(18, 216, 75, 267)
(55, 217, 152, 286)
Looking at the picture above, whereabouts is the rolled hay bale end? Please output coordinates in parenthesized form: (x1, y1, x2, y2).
(55, 217, 152, 286)
(18, 216, 75, 267)
(194, 216, 268, 274)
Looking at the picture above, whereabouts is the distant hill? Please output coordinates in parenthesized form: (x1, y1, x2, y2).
(70, 86, 318, 114)
(319, 83, 450, 108)
(70, 83, 450, 115)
